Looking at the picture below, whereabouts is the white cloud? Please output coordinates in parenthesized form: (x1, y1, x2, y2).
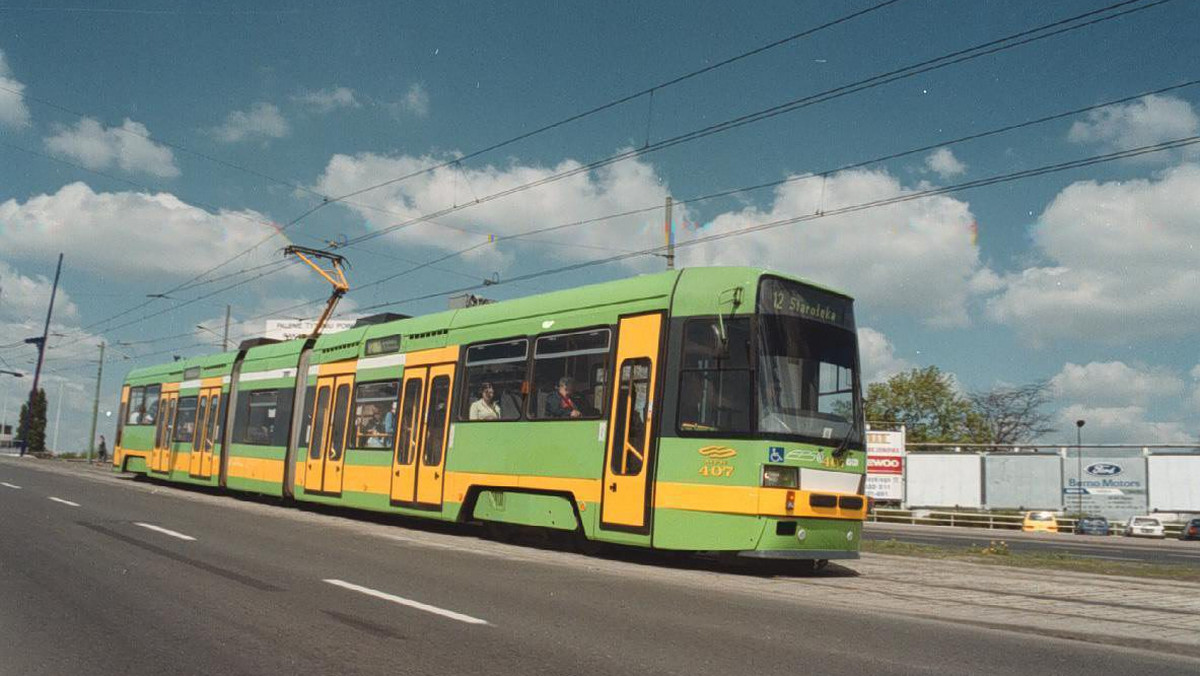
(0, 49, 31, 129)
(293, 86, 359, 113)
(310, 150, 670, 270)
(0, 260, 78, 323)
(924, 147, 966, 179)
(399, 83, 429, 117)
(679, 168, 986, 327)
(986, 163, 1200, 343)
(1055, 404, 1192, 444)
(1049, 361, 1184, 408)
(1067, 94, 1199, 158)
(857, 327, 914, 384)
(211, 102, 290, 143)
(44, 117, 180, 178)
(0, 182, 285, 276)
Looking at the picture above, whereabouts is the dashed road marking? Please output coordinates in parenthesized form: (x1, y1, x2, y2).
(134, 522, 197, 542)
(48, 496, 80, 507)
(1, 482, 20, 489)
(324, 578, 489, 625)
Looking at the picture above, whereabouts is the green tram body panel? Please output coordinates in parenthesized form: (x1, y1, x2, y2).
(113, 267, 866, 559)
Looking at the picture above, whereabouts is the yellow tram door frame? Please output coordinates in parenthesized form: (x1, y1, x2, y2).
(189, 385, 221, 479)
(152, 388, 179, 474)
(303, 379, 335, 494)
(322, 374, 356, 495)
(601, 312, 664, 531)
(415, 362, 456, 507)
(390, 366, 428, 505)
(115, 385, 130, 466)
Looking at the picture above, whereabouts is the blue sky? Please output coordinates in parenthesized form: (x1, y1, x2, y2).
(1, 0, 1198, 450)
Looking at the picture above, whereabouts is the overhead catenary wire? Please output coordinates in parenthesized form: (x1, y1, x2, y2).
(340, 135, 1200, 317)
(91, 77, 1200, 352)
(28, 0, 1174, 356)
(331, 0, 1172, 250)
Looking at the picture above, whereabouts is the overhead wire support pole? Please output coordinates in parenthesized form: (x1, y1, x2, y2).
(22, 253, 62, 457)
(88, 341, 105, 464)
(283, 245, 350, 341)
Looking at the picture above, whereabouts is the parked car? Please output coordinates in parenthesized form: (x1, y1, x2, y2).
(1123, 516, 1166, 538)
(1179, 518, 1200, 541)
(1074, 516, 1109, 536)
(1022, 511, 1059, 533)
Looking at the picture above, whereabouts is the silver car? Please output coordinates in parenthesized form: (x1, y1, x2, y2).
(1123, 516, 1166, 538)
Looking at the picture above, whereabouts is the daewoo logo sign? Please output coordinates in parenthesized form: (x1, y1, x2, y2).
(698, 446, 737, 459)
(1085, 463, 1123, 477)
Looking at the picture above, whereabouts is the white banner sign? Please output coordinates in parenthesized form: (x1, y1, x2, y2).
(264, 319, 355, 341)
(865, 429, 905, 501)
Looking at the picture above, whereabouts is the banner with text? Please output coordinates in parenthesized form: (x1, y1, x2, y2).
(865, 429, 905, 501)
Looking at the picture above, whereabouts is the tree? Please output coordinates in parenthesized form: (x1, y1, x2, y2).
(968, 381, 1056, 445)
(16, 389, 48, 454)
(864, 367, 986, 443)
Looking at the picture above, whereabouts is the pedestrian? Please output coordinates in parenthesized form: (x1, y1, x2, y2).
(97, 434, 107, 464)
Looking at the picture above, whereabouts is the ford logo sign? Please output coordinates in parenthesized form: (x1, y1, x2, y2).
(1086, 462, 1123, 477)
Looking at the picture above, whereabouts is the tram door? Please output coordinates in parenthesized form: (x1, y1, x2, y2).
(390, 361, 456, 508)
(188, 386, 221, 479)
(601, 313, 664, 531)
(304, 374, 354, 495)
(151, 391, 178, 474)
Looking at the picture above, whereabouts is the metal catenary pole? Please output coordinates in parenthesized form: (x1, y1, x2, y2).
(22, 253, 63, 456)
(87, 341, 105, 463)
(663, 196, 675, 270)
(222, 304, 231, 351)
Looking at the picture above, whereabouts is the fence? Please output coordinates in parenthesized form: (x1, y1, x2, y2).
(868, 508, 1186, 538)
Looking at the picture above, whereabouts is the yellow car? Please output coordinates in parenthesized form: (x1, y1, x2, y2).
(1022, 511, 1059, 533)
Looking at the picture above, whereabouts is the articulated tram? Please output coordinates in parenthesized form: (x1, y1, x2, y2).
(114, 267, 867, 560)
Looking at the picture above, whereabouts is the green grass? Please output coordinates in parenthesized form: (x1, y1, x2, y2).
(863, 538, 1200, 582)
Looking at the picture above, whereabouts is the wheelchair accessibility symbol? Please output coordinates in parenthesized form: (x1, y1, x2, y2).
(768, 447, 784, 463)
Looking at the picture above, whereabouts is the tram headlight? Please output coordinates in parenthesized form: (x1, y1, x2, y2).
(762, 465, 798, 488)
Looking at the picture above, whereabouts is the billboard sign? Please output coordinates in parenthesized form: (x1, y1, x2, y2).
(263, 319, 355, 342)
(1063, 453, 1147, 520)
(865, 429, 905, 501)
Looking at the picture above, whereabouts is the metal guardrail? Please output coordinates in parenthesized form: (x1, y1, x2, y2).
(868, 508, 1186, 538)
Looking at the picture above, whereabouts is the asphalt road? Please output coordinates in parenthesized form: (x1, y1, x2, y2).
(1, 458, 1196, 676)
(864, 521, 1200, 565)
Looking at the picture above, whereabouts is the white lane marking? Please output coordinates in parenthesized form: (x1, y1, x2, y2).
(134, 522, 197, 542)
(324, 579, 489, 626)
(1, 482, 21, 489)
(48, 496, 80, 507)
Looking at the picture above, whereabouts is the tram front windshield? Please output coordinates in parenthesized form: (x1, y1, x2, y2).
(756, 278, 861, 447)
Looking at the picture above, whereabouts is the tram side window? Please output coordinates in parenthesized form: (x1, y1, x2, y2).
(610, 358, 651, 475)
(173, 396, 199, 443)
(351, 380, 399, 449)
(126, 387, 146, 425)
(232, 388, 295, 446)
(299, 386, 315, 448)
(460, 339, 528, 422)
(529, 328, 610, 420)
(677, 318, 752, 434)
(142, 385, 161, 425)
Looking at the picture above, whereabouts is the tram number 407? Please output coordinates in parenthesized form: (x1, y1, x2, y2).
(699, 459, 735, 477)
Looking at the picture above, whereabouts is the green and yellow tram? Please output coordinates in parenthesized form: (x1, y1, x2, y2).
(114, 267, 867, 560)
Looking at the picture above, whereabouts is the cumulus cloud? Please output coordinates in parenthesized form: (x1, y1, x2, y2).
(0, 182, 285, 276)
(211, 102, 290, 143)
(1054, 404, 1192, 444)
(857, 327, 914, 384)
(679, 168, 987, 327)
(986, 163, 1200, 343)
(44, 117, 180, 178)
(1068, 94, 1199, 159)
(924, 147, 966, 179)
(293, 86, 359, 113)
(0, 49, 31, 128)
(399, 83, 429, 117)
(310, 150, 670, 270)
(1049, 361, 1184, 408)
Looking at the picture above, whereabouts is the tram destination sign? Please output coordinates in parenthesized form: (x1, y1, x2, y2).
(758, 278, 854, 330)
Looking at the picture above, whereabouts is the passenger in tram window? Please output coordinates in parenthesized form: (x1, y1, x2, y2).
(545, 377, 586, 419)
(468, 382, 502, 421)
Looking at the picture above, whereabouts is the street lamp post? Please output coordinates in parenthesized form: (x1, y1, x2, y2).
(1075, 419, 1086, 516)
